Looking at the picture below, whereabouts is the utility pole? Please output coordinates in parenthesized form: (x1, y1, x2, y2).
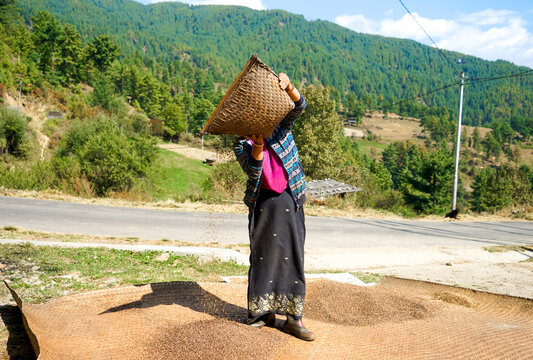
(450, 72, 465, 217)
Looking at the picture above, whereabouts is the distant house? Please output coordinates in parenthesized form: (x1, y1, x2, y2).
(343, 119, 359, 126)
(306, 179, 362, 200)
(48, 111, 63, 119)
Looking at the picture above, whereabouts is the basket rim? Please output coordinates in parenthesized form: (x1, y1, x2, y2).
(200, 54, 278, 136)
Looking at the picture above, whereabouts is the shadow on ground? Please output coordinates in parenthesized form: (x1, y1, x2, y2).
(0, 305, 36, 360)
(100, 281, 248, 323)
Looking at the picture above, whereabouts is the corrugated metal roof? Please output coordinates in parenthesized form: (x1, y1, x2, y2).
(306, 179, 362, 199)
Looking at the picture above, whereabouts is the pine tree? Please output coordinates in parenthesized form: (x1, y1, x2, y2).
(403, 145, 455, 214)
(472, 127, 482, 153)
(31, 11, 62, 75)
(86, 35, 120, 73)
(57, 23, 82, 85)
(190, 97, 214, 134)
(482, 132, 501, 161)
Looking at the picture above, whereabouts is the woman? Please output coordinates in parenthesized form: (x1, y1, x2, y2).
(234, 73, 315, 341)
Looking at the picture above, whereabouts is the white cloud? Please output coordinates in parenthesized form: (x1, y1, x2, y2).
(458, 9, 515, 26)
(335, 13, 456, 40)
(335, 14, 377, 35)
(335, 9, 533, 68)
(145, 0, 265, 10)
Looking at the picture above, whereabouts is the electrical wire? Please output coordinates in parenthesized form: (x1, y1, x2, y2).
(378, 71, 532, 110)
(397, 0, 463, 75)
(467, 69, 533, 84)
(379, 81, 460, 109)
(377, 1, 533, 111)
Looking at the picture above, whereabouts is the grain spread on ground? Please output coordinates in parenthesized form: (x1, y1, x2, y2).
(305, 280, 436, 326)
(146, 319, 285, 360)
(5, 278, 533, 359)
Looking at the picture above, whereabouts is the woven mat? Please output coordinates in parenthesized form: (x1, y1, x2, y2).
(5, 278, 533, 359)
(201, 55, 294, 137)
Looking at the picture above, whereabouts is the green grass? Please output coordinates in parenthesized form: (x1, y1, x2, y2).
(350, 271, 382, 284)
(353, 139, 387, 157)
(0, 243, 248, 303)
(149, 149, 212, 201)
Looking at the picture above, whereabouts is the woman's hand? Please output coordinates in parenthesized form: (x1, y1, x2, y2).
(278, 73, 292, 92)
(244, 135, 264, 161)
(279, 73, 300, 102)
(245, 134, 263, 145)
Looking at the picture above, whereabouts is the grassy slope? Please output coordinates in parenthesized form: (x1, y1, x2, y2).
(149, 148, 212, 201)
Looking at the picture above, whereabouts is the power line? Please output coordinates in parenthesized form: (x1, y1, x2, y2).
(467, 69, 533, 84)
(377, 69, 532, 110)
(397, 0, 463, 75)
(379, 81, 460, 109)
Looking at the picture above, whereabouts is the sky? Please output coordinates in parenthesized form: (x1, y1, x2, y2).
(137, 0, 533, 68)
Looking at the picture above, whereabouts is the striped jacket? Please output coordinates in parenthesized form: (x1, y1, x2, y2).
(234, 96, 307, 210)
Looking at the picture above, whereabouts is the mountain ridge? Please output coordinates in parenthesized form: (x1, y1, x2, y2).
(16, 0, 533, 126)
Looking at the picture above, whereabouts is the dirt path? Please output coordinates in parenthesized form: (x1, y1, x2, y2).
(157, 143, 217, 162)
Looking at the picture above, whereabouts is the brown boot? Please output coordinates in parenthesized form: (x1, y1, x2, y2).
(249, 313, 275, 329)
(283, 318, 316, 341)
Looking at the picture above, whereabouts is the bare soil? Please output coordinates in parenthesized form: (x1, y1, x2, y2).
(157, 143, 217, 162)
(351, 111, 426, 144)
(4, 93, 50, 160)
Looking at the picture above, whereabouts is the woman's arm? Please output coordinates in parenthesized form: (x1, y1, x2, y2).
(277, 73, 306, 130)
(248, 135, 264, 161)
(234, 136, 263, 181)
(279, 73, 301, 102)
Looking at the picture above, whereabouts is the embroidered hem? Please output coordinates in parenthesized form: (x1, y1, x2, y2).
(248, 292, 304, 317)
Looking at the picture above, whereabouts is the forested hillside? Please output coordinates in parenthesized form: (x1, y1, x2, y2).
(15, 0, 533, 128)
(1, 0, 532, 216)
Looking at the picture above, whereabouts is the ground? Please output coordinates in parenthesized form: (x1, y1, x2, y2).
(1, 95, 532, 358)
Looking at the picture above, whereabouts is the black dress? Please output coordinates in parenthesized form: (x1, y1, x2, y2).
(247, 186, 306, 321)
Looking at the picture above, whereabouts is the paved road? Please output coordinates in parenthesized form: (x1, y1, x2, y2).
(0, 196, 532, 248)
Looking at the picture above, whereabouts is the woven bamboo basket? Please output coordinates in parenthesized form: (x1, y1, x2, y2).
(200, 55, 294, 137)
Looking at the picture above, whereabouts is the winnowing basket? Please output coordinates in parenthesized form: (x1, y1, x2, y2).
(200, 55, 294, 137)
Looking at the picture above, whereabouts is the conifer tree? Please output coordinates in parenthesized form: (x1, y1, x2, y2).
(86, 35, 120, 73)
(31, 11, 62, 75)
(472, 127, 482, 153)
(57, 23, 82, 85)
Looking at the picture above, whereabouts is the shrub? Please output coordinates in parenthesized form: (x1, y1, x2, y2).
(471, 164, 533, 212)
(0, 106, 30, 157)
(56, 116, 157, 196)
(202, 160, 246, 201)
(0, 161, 57, 191)
(68, 96, 100, 120)
(117, 112, 151, 137)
